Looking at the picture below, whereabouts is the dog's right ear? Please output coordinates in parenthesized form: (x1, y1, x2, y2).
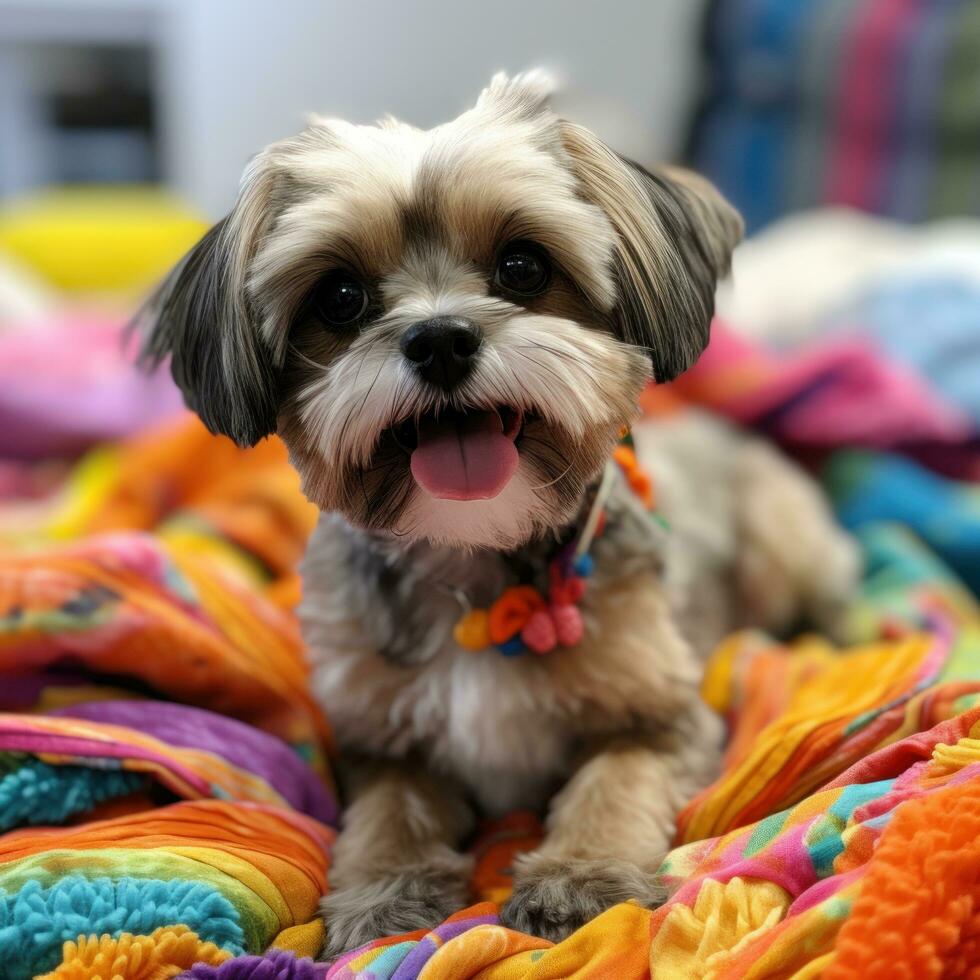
(137, 157, 281, 448)
(559, 123, 742, 383)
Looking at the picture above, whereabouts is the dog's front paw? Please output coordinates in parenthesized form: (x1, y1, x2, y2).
(500, 855, 667, 943)
(320, 862, 472, 960)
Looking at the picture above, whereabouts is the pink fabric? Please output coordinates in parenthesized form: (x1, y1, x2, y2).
(0, 314, 184, 459)
(677, 323, 972, 448)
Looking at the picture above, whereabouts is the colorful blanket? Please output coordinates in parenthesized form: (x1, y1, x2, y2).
(2, 306, 980, 976)
(690, 0, 980, 231)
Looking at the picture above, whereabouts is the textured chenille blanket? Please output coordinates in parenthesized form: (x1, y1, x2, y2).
(2, 304, 980, 978)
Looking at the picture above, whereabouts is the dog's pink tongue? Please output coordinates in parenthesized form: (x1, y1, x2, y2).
(410, 410, 518, 500)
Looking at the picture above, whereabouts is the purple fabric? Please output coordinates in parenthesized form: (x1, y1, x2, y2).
(179, 950, 328, 980)
(52, 700, 338, 825)
(0, 315, 185, 459)
(0, 724, 215, 798)
(0, 671, 100, 710)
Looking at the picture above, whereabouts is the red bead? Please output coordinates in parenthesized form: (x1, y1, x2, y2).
(522, 609, 558, 654)
(552, 604, 584, 646)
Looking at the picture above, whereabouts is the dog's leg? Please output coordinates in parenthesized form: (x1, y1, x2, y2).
(734, 439, 860, 638)
(321, 763, 474, 959)
(501, 704, 720, 941)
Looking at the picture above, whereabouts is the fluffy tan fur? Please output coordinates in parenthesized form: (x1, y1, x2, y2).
(139, 72, 856, 956)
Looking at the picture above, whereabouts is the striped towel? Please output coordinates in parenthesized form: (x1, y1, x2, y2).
(691, 0, 980, 230)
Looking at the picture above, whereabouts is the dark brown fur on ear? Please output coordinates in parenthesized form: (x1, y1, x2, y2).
(137, 156, 284, 447)
(560, 123, 743, 382)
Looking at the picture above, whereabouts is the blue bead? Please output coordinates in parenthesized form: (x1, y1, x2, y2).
(573, 554, 594, 577)
(497, 638, 525, 657)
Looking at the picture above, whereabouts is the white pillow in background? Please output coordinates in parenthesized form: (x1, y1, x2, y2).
(717, 207, 980, 347)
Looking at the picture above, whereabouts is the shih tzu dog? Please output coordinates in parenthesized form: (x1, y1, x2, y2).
(141, 72, 858, 955)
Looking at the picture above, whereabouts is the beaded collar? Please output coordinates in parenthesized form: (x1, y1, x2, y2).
(451, 434, 662, 657)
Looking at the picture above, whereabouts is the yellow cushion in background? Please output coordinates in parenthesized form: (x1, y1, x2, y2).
(0, 185, 207, 294)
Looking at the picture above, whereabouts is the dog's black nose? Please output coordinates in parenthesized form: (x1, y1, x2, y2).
(400, 316, 482, 390)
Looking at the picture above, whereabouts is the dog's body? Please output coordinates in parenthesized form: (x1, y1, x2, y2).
(304, 411, 856, 950)
(142, 73, 858, 954)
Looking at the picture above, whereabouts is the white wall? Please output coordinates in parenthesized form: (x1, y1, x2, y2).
(161, 0, 706, 218)
(0, 0, 707, 217)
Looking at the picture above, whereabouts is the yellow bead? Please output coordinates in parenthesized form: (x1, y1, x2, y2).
(454, 608, 492, 650)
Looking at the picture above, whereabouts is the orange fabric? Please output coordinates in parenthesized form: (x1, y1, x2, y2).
(469, 811, 545, 904)
(826, 774, 980, 980)
(0, 799, 333, 878)
(0, 415, 332, 757)
(87, 416, 318, 584)
(0, 544, 332, 754)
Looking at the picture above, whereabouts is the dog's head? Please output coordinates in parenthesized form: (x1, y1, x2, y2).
(141, 72, 741, 550)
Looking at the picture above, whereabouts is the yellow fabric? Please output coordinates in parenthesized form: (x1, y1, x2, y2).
(930, 734, 980, 775)
(0, 186, 206, 293)
(700, 630, 757, 715)
(167, 845, 294, 928)
(38, 448, 123, 544)
(415, 926, 549, 979)
(740, 904, 852, 980)
(683, 632, 933, 841)
(415, 903, 653, 979)
(650, 878, 791, 980)
(37, 925, 230, 979)
(270, 919, 326, 959)
(791, 952, 836, 979)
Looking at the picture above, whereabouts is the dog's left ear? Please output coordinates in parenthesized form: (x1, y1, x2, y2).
(560, 123, 743, 382)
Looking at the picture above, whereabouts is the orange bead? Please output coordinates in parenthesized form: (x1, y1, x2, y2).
(612, 444, 639, 474)
(488, 585, 547, 644)
(454, 608, 492, 650)
(613, 445, 656, 509)
(629, 470, 655, 509)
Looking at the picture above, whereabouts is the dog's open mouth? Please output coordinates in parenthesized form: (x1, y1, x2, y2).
(391, 407, 523, 501)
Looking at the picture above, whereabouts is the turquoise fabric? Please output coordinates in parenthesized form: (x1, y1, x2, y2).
(0, 754, 147, 831)
(0, 876, 245, 977)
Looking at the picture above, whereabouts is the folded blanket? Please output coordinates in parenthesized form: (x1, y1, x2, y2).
(652, 321, 974, 454)
(2, 311, 980, 977)
(1, 702, 338, 828)
(0, 415, 339, 977)
(826, 276, 980, 427)
(3, 800, 334, 977)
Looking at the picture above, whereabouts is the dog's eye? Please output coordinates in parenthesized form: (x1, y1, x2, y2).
(312, 272, 369, 326)
(494, 243, 551, 297)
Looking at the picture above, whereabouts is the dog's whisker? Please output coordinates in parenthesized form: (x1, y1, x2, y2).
(516, 342, 592, 369)
(511, 349, 568, 378)
(528, 459, 575, 491)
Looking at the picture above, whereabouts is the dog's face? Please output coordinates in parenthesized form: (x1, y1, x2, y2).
(142, 73, 741, 550)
